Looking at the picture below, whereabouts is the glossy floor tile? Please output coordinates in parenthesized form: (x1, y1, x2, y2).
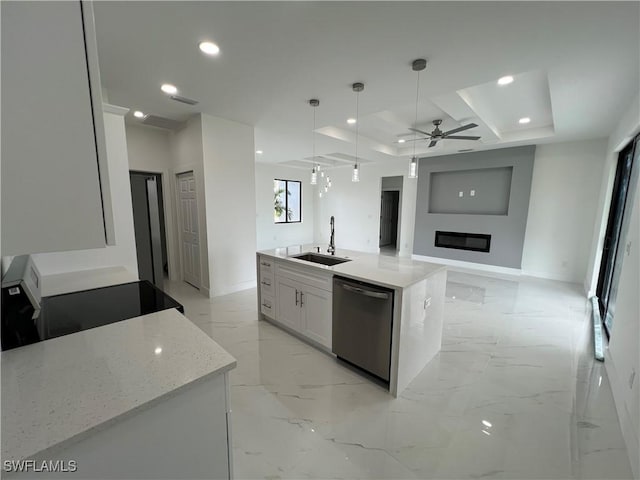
(164, 270, 633, 479)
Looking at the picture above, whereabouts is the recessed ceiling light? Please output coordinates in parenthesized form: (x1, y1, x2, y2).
(161, 83, 178, 95)
(256, 150, 263, 154)
(518, 117, 531, 124)
(347, 118, 357, 124)
(133, 110, 145, 118)
(199, 41, 220, 56)
(398, 139, 406, 144)
(497, 75, 514, 86)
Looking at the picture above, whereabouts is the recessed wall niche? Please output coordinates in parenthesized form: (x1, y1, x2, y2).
(429, 166, 513, 215)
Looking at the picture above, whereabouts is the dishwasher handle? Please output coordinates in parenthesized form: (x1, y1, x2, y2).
(341, 283, 390, 299)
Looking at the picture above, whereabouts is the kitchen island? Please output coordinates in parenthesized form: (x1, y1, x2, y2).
(2, 308, 236, 479)
(256, 245, 447, 397)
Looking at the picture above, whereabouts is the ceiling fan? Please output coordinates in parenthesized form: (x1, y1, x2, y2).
(407, 119, 480, 148)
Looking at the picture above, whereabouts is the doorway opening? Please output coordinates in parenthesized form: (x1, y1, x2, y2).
(176, 171, 201, 290)
(595, 133, 639, 336)
(129, 171, 169, 289)
(379, 176, 403, 255)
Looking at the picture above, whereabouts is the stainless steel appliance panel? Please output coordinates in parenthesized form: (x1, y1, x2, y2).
(332, 276, 394, 381)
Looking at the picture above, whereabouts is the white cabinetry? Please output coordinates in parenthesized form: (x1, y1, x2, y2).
(257, 255, 332, 350)
(11, 373, 233, 480)
(258, 256, 275, 319)
(275, 276, 303, 330)
(1, 1, 110, 256)
(300, 284, 332, 347)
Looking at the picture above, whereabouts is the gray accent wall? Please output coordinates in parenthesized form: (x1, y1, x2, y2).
(413, 145, 535, 268)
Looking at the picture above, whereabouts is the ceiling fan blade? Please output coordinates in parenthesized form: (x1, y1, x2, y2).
(408, 127, 433, 137)
(400, 137, 427, 143)
(428, 140, 438, 148)
(443, 123, 478, 135)
(445, 135, 481, 140)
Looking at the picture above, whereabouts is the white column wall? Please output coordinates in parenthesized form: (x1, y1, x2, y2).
(201, 113, 257, 297)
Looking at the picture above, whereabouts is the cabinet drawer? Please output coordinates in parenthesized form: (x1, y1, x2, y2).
(275, 262, 332, 292)
(260, 295, 275, 319)
(259, 256, 274, 276)
(259, 272, 274, 296)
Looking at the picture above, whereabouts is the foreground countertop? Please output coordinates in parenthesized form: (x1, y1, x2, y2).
(1, 308, 236, 463)
(259, 245, 446, 289)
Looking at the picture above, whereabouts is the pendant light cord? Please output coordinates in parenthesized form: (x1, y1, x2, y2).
(355, 90, 360, 167)
(313, 105, 316, 166)
(413, 69, 421, 159)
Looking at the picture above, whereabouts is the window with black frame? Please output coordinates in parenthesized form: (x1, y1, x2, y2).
(274, 179, 302, 223)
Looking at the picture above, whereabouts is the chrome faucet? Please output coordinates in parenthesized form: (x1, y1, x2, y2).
(328, 216, 336, 255)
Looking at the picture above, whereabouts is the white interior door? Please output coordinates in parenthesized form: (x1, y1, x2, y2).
(177, 172, 200, 289)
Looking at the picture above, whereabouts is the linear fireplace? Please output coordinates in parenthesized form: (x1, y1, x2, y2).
(435, 231, 491, 253)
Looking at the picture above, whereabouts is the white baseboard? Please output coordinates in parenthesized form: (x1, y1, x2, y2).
(604, 348, 640, 478)
(210, 280, 257, 298)
(520, 269, 580, 283)
(411, 254, 522, 277)
(411, 254, 584, 284)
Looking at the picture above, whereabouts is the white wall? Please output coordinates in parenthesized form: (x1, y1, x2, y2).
(605, 170, 639, 478)
(255, 163, 315, 250)
(585, 93, 640, 296)
(170, 116, 210, 295)
(593, 92, 640, 479)
(126, 123, 177, 281)
(521, 139, 607, 283)
(201, 113, 257, 296)
(314, 162, 417, 257)
(31, 107, 138, 277)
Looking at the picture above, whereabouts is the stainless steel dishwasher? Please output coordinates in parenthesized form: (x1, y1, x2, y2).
(332, 276, 394, 382)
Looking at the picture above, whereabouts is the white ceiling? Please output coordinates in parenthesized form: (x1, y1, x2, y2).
(94, 1, 639, 166)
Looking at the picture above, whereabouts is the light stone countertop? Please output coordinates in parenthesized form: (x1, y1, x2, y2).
(1, 308, 236, 463)
(258, 245, 446, 289)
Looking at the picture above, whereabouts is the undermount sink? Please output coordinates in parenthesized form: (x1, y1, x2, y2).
(291, 252, 352, 266)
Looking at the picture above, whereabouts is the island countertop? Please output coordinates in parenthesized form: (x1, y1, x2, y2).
(1, 308, 236, 463)
(258, 245, 446, 289)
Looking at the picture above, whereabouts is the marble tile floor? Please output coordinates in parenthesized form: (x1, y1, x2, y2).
(164, 270, 633, 480)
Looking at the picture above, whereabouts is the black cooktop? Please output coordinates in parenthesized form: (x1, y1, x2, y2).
(1, 281, 184, 351)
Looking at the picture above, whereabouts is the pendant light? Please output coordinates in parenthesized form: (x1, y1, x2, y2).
(409, 59, 427, 179)
(351, 82, 364, 182)
(309, 99, 319, 184)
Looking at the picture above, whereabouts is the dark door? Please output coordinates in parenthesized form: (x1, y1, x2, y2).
(130, 172, 168, 289)
(596, 134, 639, 334)
(379, 191, 400, 248)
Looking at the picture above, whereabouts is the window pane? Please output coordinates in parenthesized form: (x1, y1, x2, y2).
(274, 180, 287, 222)
(288, 181, 301, 222)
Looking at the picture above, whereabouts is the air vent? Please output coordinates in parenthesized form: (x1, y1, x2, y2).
(142, 115, 185, 130)
(170, 95, 198, 106)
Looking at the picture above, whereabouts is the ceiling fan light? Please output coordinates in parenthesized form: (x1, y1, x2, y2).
(409, 157, 418, 179)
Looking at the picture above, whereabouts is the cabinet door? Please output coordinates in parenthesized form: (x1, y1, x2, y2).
(276, 277, 301, 331)
(301, 284, 332, 349)
(1, 1, 106, 256)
